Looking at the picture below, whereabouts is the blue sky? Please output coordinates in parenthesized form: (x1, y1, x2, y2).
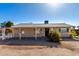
(0, 3, 79, 26)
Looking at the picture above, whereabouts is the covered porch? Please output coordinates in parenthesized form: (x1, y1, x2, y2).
(12, 27, 46, 40)
(0, 27, 50, 40)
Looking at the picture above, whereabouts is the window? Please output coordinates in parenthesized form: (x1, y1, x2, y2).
(59, 28, 69, 33)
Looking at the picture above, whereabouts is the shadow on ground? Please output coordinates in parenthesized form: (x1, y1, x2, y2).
(1, 37, 78, 48)
(0, 37, 60, 48)
(61, 37, 79, 41)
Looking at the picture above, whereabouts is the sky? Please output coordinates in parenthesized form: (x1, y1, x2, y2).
(0, 3, 79, 26)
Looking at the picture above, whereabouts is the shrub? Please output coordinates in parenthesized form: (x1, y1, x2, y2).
(70, 29, 77, 39)
(47, 31, 60, 43)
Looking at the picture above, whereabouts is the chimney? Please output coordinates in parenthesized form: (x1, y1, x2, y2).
(44, 20, 48, 24)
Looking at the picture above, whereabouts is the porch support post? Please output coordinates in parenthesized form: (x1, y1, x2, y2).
(2, 28, 6, 40)
(11, 28, 15, 39)
(35, 28, 37, 40)
(12, 28, 14, 38)
(19, 28, 21, 40)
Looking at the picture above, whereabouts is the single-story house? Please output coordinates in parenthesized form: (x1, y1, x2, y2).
(11, 22, 75, 39)
(0, 21, 75, 40)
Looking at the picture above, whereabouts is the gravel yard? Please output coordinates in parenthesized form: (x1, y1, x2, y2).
(0, 41, 79, 56)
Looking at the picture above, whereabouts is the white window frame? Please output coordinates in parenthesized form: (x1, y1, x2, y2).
(60, 28, 68, 33)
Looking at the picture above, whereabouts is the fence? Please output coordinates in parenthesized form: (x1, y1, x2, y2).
(0, 33, 13, 40)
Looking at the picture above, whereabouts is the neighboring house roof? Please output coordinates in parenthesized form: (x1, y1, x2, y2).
(12, 23, 75, 28)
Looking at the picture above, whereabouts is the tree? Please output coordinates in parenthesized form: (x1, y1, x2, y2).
(0, 22, 6, 28)
(1, 21, 14, 34)
(0, 21, 14, 28)
(5, 21, 14, 27)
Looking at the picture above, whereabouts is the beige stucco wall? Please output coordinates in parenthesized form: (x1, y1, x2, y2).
(13, 28, 35, 37)
(50, 27, 59, 32)
(13, 28, 45, 37)
(21, 28, 35, 37)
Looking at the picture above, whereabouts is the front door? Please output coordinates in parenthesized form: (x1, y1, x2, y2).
(45, 28, 49, 37)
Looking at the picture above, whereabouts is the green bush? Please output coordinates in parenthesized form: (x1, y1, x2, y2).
(70, 30, 77, 39)
(47, 31, 60, 43)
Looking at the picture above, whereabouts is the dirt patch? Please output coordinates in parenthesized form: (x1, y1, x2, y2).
(0, 46, 75, 56)
(0, 45, 47, 50)
(0, 41, 79, 56)
(60, 42, 75, 51)
(60, 41, 79, 55)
